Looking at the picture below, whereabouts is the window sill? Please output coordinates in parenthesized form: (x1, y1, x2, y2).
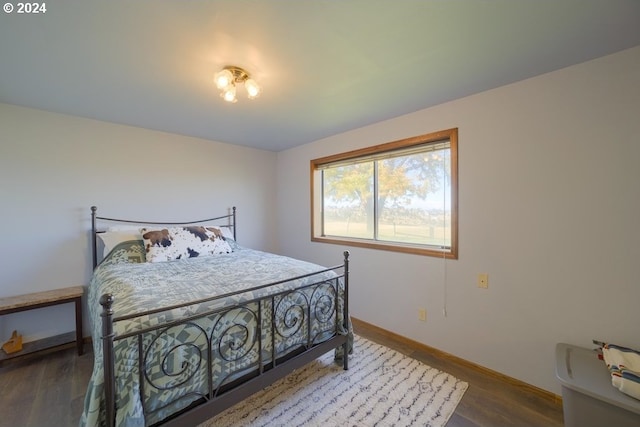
(311, 235, 457, 259)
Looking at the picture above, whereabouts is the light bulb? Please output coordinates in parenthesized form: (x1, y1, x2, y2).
(244, 78, 261, 99)
(221, 85, 237, 103)
(214, 69, 233, 90)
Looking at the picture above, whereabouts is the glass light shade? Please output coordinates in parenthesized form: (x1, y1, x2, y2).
(214, 69, 234, 90)
(221, 85, 237, 103)
(244, 78, 261, 99)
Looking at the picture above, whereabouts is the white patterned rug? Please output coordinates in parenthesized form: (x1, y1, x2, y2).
(199, 335, 468, 427)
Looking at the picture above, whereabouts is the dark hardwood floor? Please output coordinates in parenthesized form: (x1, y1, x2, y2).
(0, 343, 93, 427)
(0, 321, 564, 427)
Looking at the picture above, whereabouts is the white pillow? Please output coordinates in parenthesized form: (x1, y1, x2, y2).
(98, 230, 143, 258)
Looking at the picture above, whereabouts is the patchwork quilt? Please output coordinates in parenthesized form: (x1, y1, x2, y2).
(80, 243, 349, 427)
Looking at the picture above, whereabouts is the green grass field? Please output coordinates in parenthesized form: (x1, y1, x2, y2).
(324, 220, 450, 246)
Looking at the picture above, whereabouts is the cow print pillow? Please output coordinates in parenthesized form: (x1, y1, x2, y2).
(140, 226, 233, 263)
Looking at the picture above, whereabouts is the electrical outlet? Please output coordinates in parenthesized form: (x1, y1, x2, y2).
(418, 308, 427, 321)
(478, 273, 489, 289)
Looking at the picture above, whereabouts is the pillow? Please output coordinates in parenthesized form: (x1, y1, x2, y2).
(98, 230, 144, 258)
(101, 240, 146, 265)
(203, 225, 234, 240)
(201, 225, 239, 251)
(141, 226, 233, 263)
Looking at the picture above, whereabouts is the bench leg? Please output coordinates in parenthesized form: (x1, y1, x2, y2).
(75, 297, 83, 355)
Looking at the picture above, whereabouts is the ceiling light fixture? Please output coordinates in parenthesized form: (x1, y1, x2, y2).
(214, 66, 260, 103)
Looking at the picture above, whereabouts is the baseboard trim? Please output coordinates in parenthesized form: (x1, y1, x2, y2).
(351, 316, 562, 404)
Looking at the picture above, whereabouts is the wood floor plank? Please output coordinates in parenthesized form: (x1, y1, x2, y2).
(447, 412, 481, 427)
(27, 350, 74, 427)
(0, 357, 45, 427)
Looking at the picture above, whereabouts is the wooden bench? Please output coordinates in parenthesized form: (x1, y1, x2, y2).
(0, 286, 84, 361)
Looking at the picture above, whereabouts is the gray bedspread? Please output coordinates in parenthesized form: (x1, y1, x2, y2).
(80, 244, 349, 427)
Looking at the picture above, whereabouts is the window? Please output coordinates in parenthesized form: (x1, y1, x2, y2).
(311, 128, 458, 258)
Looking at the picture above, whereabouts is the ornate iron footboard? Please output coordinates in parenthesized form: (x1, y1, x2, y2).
(98, 252, 350, 427)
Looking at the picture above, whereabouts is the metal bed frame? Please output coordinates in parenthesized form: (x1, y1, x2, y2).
(90, 206, 350, 426)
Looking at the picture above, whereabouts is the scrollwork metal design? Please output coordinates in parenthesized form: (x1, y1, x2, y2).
(274, 290, 309, 339)
(211, 306, 258, 362)
(143, 322, 207, 391)
(310, 280, 337, 325)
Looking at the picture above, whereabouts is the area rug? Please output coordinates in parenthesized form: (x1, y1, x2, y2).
(199, 334, 468, 427)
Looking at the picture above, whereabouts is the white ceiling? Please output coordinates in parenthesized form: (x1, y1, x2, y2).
(1, 1, 639, 152)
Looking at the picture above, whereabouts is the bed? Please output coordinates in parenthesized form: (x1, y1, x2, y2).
(81, 206, 351, 427)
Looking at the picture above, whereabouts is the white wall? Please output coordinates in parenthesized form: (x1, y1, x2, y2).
(276, 46, 640, 394)
(0, 104, 277, 342)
